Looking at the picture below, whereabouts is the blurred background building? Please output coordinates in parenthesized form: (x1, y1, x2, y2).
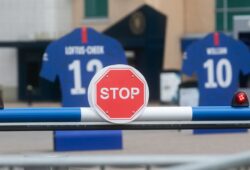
(0, 0, 249, 102)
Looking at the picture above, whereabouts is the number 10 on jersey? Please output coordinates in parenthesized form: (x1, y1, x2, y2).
(203, 58, 232, 89)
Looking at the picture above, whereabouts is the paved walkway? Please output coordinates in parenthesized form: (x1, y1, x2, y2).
(0, 130, 249, 155)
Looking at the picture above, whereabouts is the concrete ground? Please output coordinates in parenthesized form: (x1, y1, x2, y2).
(0, 102, 250, 155)
(0, 130, 250, 155)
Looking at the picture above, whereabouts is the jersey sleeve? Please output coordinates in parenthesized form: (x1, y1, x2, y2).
(108, 39, 128, 64)
(112, 41, 127, 64)
(181, 42, 199, 76)
(237, 42, 250, 75)
(39, 44, 58, 82)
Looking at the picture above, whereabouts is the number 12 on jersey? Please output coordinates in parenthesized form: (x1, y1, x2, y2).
(203, 58, 232, 89)
(68, 59, 103, 95)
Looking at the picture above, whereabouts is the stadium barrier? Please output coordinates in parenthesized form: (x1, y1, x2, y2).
(0, 103, 249, 169)
(1, 106, 250, 122)
(0, 106, 248, 130)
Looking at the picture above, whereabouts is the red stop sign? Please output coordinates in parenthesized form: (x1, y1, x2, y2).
(88, 65, 149, 124)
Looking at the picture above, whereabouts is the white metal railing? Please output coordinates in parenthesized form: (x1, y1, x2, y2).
(0, 152, 250, 170)
(168, 151, 250, 170)
(0, 154, 223, 170)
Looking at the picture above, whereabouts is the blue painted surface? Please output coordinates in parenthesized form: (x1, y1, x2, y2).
(0, 108, 81, 122)
(193, 129, 247, 134)
(54, 130, 123, 151)
(192, 106, 250, 120)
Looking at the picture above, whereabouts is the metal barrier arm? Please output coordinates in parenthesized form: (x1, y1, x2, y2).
(0, 106, 248, 130)
(0, 106, 250, 122)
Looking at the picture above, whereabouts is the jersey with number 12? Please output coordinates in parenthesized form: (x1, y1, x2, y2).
(182, 32, 250, 106)
(40, 27, 127, 107)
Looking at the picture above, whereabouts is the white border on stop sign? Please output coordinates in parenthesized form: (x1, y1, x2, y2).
(88, 64, 149, 124)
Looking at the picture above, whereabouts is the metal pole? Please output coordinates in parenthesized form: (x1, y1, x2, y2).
(167, 151, 250, 170)
(0, 154, 220, 167)
(0, 121, 249, 131)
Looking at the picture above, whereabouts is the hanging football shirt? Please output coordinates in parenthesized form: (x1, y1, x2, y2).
(40, 27, 127, 107)
(182, 32, 250, 106)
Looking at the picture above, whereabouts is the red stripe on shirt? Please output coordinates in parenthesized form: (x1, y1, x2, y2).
(81, 27, 88, 43)
(213, 32, 219, 46)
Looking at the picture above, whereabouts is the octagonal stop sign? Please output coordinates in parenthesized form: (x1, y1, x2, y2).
(88, 65, 149, 124)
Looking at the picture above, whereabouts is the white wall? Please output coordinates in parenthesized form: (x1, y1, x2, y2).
(0, 48, 17, 87)
(0, 48, 18, 100)
(0, 0, 73, 41)
(0, 0, 73, 100)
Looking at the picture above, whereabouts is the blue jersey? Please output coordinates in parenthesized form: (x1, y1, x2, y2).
(40, 27, 127, 107)
(182, 32, 250, 106)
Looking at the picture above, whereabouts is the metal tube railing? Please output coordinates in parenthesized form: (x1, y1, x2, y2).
(0, 121, 250, 131)
(0, 154, 221, 168)
(167, 151, 250, 170)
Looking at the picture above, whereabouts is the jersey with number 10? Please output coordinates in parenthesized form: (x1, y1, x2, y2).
(40, 27, 127, 107)
(182, 32, 250, 106)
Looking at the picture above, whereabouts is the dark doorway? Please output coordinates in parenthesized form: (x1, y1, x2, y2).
(104, 5, 167, 101)
(239, 33, 250, 87)
(18, 47, 60, 101)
